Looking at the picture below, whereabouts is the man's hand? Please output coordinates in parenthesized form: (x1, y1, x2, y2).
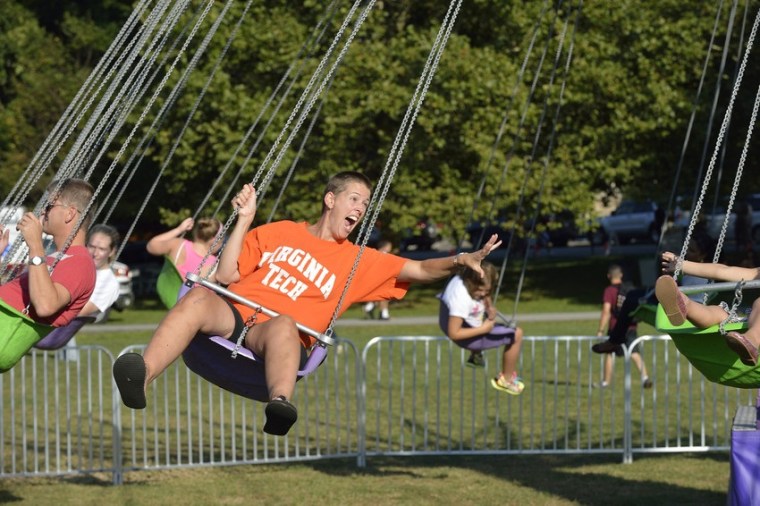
(0, 225, 8, 254)
(17, 212, 44, 251)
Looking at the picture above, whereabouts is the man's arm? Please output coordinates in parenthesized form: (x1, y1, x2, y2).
(398, 234, 501, 283)
(597, 301, 612, 337)
(18, 212, 71, 317)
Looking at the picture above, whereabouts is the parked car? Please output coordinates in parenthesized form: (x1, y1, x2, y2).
(705, 193, 760, 244)
(598, 200, 662, 244)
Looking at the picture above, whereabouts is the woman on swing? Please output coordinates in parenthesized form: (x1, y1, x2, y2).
(114, 171, 502, 436)
(146, 215, 222, 281)
(656, 250, 760, 366)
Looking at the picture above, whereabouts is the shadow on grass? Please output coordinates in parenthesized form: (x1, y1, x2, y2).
(308, 453, 729, 505)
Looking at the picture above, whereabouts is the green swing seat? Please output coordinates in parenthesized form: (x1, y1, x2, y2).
(654, 303, 760, 388)
(0, 299, 54, 372)
(631, 303, 657, 327)
(155, 257, 184, 309)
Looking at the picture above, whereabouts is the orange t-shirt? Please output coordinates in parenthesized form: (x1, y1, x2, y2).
(229, 221, 409, 347)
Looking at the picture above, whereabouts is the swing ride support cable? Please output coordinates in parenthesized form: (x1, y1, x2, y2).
(205, 0, 379, 264)
(71, 0, 194, 182)
(459, 0, 549, 253)
(658, 0, 726, 249)
(506, 2, 578, 317)
(339, 0, 464, 333)
(473, 5, 560, 253)
(252, 0, 379, 201)
(266, 70, 338, 223)
(708, 0, 752, 233)
(0, 1, 160, 276)
(107, 0, 237, 262)
(102, 0, 249, 226)
(98, 0, 237, 239)
(0, 0, 153, 219)
(204, 0, 343, 219)
(691, 0, 738, 223)
(57, 0, 180, 180)
(676, 4, 760, 277)
(40, 1, 217, 277)
(83, 0, 209, 189)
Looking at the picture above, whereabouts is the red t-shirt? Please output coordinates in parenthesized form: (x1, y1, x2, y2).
(0, 245, 96, 327)
(229, 221, 409, 347)
(602, 283, 636, 332)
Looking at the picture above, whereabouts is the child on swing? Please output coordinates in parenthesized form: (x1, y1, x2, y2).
(656, 250, 760, 366)
(439, 261, 525, 394)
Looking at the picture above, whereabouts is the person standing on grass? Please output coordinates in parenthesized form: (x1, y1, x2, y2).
(591, 264, 652, 389)
(113, 171, 502, 437)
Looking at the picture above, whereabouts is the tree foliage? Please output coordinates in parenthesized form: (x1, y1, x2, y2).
(1, 0, 759, 244)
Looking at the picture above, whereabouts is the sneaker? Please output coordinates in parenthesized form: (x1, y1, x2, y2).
(363, 302, 376, 320)
(592, 381, 609, 389)
(491, 372, 524, 395)
(642, 377, 653, 389)
(466, 353, 485, 368)
(592, 340, 622, 355)
(113, 353, 147, 409)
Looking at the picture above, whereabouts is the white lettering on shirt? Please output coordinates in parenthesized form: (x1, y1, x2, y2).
(256, 245, 340, 301)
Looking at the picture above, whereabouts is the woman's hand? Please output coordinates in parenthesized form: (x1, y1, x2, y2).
(661, 251, 678, 274)
(460, 233, 502, 277)
(232, 183, 257, 219)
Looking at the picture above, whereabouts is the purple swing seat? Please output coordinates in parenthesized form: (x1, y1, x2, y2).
(34, 315, 97, 350)
(182, 337, 328, 402)
(178, 274, 333, 402)
(438, 299, 516, 352)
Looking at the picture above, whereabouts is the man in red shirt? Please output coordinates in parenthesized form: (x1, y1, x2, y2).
(0, 178, 96, 328)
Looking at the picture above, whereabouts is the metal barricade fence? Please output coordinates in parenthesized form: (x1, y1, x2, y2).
(0, 346, 119, 481)
(1, 334, 755, 483)
(358, 334, 756, 466)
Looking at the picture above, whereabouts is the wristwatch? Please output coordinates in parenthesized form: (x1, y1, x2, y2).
(28, 256, 46, 266)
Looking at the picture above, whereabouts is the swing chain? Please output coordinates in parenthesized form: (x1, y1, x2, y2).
(231, 308, 261, 359)
(719, 279, 745, 335)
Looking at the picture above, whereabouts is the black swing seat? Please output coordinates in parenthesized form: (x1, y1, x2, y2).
(181, 272, 334, 402)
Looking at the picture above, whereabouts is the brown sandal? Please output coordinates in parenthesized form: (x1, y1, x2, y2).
(724, 332, 759, 367)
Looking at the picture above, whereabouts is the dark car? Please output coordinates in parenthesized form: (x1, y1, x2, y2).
(599, 200, 661, 244)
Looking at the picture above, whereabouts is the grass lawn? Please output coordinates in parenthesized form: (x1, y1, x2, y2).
(0, 453, 730, 505)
